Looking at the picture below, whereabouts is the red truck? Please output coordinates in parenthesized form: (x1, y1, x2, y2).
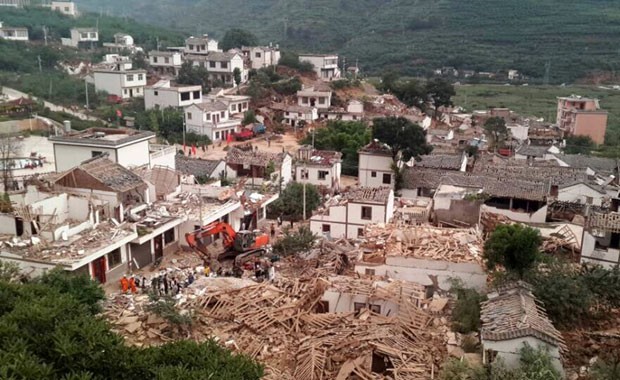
(233, 128, 255, 141)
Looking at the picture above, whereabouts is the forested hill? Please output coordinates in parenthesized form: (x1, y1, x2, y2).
(77, 0, 620, 83)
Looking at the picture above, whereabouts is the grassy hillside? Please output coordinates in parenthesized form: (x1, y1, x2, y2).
(76, 0, 620, 82)
(454, 84, 620, 146)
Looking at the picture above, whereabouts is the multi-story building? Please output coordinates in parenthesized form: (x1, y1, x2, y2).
(556, 96, 608, 145)
(187, 52, 246, 86)
(358, 140, 395, 188)
(144, 80, 202, 110)
(62, 27, 99, 48)
(295, 145, 342, 191)
(297, 85, 332, 110)
(299, 54, 341, 80)
(148, 50, 183, 76)
(241, 45, 281, 69)
(103, 33, 141, 54)
(51, 1, 78, 17)
(185, 101, 240, 141)
(93, 67, 147, 99)
(184, 34, 219, 54)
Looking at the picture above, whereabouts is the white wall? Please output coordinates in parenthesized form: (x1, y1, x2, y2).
(149, 146, 176, 170)
(481, 204, 547, 224)
(558, 184, 605, 206)
(482, 337, 563, 374)
(54, 144, 116, 171)
(347, 203, 386, 225)
(93, 72, 123, 97)
(358, 153, 394, 188)
(116, 140, 150, 169)
(581, 230, 620, 268)
(280, 155, 293, 186)
(0, 215, 17, 235)
(296, 165, 336, 187)
(321, 290, 399, 316)
(310, 205, 346, 239)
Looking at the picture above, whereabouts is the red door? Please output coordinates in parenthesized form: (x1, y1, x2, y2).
(91, 256, 107, 284)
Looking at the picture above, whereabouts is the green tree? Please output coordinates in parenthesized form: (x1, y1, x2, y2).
(176, 61, 209, 90)
(221, 28, 258, 51)
(233, 67, 242, 87)
(449, 280, 486, 334)
(380, 70, 400, 92)
(269, 182, 321, 221)
(273, 226, 317, 255)
(132, 51, 148, 69)
(564, 135, 595, 154)
(483, 117, 508, 151)
(301, 120, 371, 175)
(0, 260, 19, 282)
(591, 353, 620, 380)
(425, 78, 455, 119)
(484, 224, 541, 278)
(242, 110, 258, 125)
(392, 79, 425, 109)
(371, 116, 432, 161)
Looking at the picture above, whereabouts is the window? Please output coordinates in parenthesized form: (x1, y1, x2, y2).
(209, 61, 216, 68)
(80, 32, 88, 39)
(91, 151, 103, 158)
(153, 90, 158, 96)
(164, 57, 170, 64)
(153, 57, 158, 63)
(298, 113, 303, 117)
(369, 304, 381, 314)
(302, 96, 308, 104)
(319, 97, 326, 104)
(138, 74, 144, 81)
(107, 248, 122, 268)
(318, 170, 328, 180)
(164, 228, 175, 245)
(126, 74, 134, 81)
(189, 44, 194, 50)
(220, 111, 225, 118)
(193, 90, 201, 99)
(361, 206, 372, 220)
(322, 224, 331, 233)
(180, 92, 190, 101)
(255, 52, 262, 58)
(215, 131, 220, 139)
(382, 173, 391, 184)
(64, 6, 69, 11)
(358, 228, 364, 237)
(206, 113, 211, 120)
(221, 62, 228, 69)
(231, 104, 237, 112)
(353, 302, 366, 313)
(187, 112, 192, 120)
(89, 32, 97, 38)
(123, 89, 128, 95)
(586, 196, 593, 205)
(300, 169, 309, 179)
(371, 171, 377, 178)
(365, 268, 375, 276)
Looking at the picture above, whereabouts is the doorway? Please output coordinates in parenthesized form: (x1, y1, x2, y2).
(154, 234, 163, 261)
(91, 256, 107, 284)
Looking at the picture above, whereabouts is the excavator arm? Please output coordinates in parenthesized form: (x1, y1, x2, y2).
(185, 221, 237, 262)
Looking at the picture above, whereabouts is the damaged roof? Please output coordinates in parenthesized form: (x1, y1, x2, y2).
(192, 101, 228, 112)
(516, 145, 553, 157)
(440, 173, 548, 201)
(416, 154, 463, 170)
(49, 127, 154, 147)
(359, 139, 392, 156)
(133, 165, 179, 198)
(54, 155, 146, 193)
(473, 160, 587, 186)
(175, 155, 223, 177)
(554, 154, 619, 174)
(344, 186, 392, 203)
(481, 282, 565, 350)
(226, 147, 288, 167)
(297, 147, 341, 166)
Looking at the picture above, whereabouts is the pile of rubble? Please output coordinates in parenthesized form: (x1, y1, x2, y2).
(104, 275, 448, 379)
(360, 224, 483, 264)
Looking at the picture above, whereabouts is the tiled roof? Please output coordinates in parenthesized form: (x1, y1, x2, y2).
(270, 103, 315, 114)
(226, 147, 287, 167)
(134, 165, 179, 197)
(554, 154, 618, 174)
(297, 147, 341, 167)
(344, 186, 391, 203)
(55, 155, 146, 193)
(516, 145, 552, 157)
(481, 282, 565, 350)
(193, 101, 228, 112)
(402, 167, 443, 190)
(359, 139, 392, 156)
(416, 154, 462, 170)
(175, 156, 222, 177)
(473, 160, 587, 186)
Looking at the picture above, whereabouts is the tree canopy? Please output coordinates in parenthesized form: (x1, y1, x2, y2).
(176, 61, 210, 90)
(0, 268, 263, 379)
(301, 120, 371, 176)
(483, 116, 508, 150)
(564, 135, 595, 154)
(371, 117, 432, 161)
(483, 224, 542, 278)
(424, 78, 455, 117)
(221, 29, 258, 51)
(269, 182, 321, 221)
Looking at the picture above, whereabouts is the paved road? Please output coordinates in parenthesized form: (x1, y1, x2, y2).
(1, 86, 104, 123)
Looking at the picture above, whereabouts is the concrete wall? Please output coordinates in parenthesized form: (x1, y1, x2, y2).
(358, 153, 393, 188)
(144, 87, 202, 110)
(149, 146, 176, 170)
(296, 163, 341, 189)
(482, 337, 563, 374)
(321, 290, 399, 316)
(574, 112, 608, 145)
(347, 203, 386, 226)
(116, 140, 150, 169)
(581, 230, 620, 268)
(93, 71, 123, 97)
(310, 204, 347, 239)
(355, 256, 487, 290)
(54, 144, 117, 171)
(435, 199, 482, 226)
(481, 204, 547, 224)
(0, 214, 17, 235)
(280, 155, 293, 186)
(558, 183, 605, 206)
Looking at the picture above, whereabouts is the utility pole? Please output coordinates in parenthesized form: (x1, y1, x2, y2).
(37, 55, 42, 73)
(182, 110, 186, 153)
(42, 26, 48, 46)
(342, 56, 346, 78)
(302, 173, 307, 221)
(84, 79, 89, 109)
(311, 128, 315, 148)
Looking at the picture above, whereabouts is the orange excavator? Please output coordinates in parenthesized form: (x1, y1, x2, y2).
(185, 221, 271, 269)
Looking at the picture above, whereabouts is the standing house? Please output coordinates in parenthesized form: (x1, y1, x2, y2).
(557, 181, 608, 207)
(204, 94, 250, 119)
(148, 51, 183, 76)
(556, 96, 608, 145)
(481, 282, 565, 374)
(185, 101, 240, 141)
(319, 100, 365, 121)
(93, 67, 147, 99)
(0, 0, 29, 7)
(297, 85, 332, 110)
(358, 140, 395, 188)
(514, 145, 559, 161)
(51, 1, 78, 16)
(62, 28, 98, 48)
(299, 54, 341, 80)
(144, 80, 202, 110)
(0, 22, 28, 41)
(551, 154, 618, 178)
(241, 45, 281, 69)
(184, 34, 220, 54)
(49, 128, 155, 171)
(272, 104, 318, 128)
(310, 187, 394, 239)
(295, 145, 342, 191)
(225, 147, 292, 187)
(188, 52, 246, 86)
(103, 33, 141, 54)
(175, 155, 227, 183)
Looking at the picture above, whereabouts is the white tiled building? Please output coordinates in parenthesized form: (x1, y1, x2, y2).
(295, 145, 342, 191)
(0, 22, 28, 41)
(310, 187, 394, 239)
(297, 85, 332, 110)
(241, 45, 281, 69)
(62, 27, 98, 48)
(187, 52, 247, 86)
(358, 140, 395, 188)
(148, 50, 183, 76)
(185, 101, 240, 141)
(299, 54, 341, 80)
(51, 1, 78, 17)
(93, 68, 147, 99)
(144, 80, 202, 110)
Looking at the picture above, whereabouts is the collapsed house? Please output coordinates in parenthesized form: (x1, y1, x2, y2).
(295, 145, 342, 192)
(224, 146, 292, 188)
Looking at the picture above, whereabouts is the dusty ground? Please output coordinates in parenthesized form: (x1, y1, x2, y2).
(178, 131, 302, 161)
